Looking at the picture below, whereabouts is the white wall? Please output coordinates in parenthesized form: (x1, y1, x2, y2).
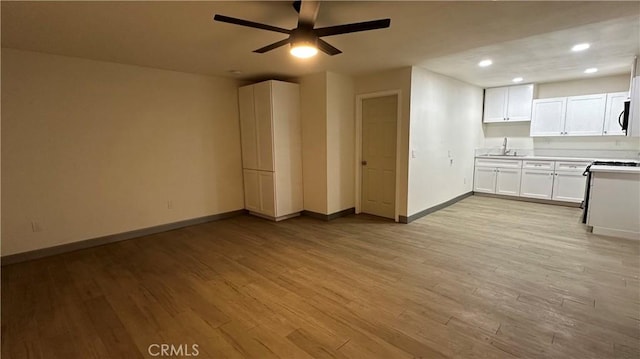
(300, 72, 328, 214)
(408, 66, 484, 216)
(300, 71, 355, 215)
(326, 72, 355, 214)
(355, 67, 412, 217)
(1, 49, 244, 256)
(484, 74, 640, 151)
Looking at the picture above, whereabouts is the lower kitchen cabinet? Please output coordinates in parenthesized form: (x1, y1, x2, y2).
(473, 167, 497, 193)
(552, 171, 587, 202)
(495, 168, 522, 196)
(520, 169, 554, 199)
(473, 159, 522, 196)
(476, 158, 589, 204)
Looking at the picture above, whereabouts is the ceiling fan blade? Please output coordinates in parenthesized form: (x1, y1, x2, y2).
(316, 39, 342, 56)
(314, 18, 391, 37)
(297, 0, 320, 28)
(253, 38, 291, 53)
(213, 14, 291, 34)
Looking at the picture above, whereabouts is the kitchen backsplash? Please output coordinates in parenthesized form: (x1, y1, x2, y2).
(475, 147, 640, 160)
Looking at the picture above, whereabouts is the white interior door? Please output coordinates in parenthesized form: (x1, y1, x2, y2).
(361, 95, 397, 219)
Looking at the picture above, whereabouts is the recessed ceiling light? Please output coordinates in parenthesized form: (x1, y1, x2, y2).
(478, 59, 493, 67)
(571, 43, 590, 52)
(512, 77, 524, 83)
(584, 68, 598, 74)
(228, 70, 243, 75)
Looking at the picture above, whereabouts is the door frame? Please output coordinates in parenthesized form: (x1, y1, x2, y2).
(355, 90, 402, 222)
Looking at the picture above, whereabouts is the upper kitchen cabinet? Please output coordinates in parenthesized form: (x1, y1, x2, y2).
(564, 94, 607, 136)
(603, 91, 629, 136)
(530, 97, 567, 136)
(483, 84, 534, 123)
(530, 92, 622, 137)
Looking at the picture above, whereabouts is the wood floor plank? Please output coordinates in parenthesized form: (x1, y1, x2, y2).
(2, 196, 639, 358)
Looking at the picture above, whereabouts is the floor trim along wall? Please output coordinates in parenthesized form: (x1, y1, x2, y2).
(1, 209, 247, 266)
(399, 192, 473, 224)
(302, 207, 356, 221)
(473, 192, 582, 208)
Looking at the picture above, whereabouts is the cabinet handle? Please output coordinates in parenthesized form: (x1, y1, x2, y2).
(504, 117, 507, 121)
(506, 117, 509, 121)
(604, 130, 607, 134)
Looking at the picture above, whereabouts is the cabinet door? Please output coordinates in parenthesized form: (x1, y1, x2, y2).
(474, 167, 497, 193)
(253, 81, 275, 171)
(496, 168, 522, 196)
(552, 171, 587, 203)
(506, 84, 534, 122)
(258, 171, 276, 216)
(603, 92, 628, 136)
(530, 98, 566, 136)
(483, 87, 508, 123)
(243, 169, 260, 212)
(520, 169, 554, 199)
(238, 86, 258, 169)
(564, 94, 607, 136)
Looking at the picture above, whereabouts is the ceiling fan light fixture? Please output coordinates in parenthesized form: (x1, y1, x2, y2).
(290, 42, 318, 58)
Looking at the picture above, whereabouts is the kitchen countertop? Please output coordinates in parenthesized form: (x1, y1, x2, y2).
(589, 165, 640, 174)
(475, 154, 639, 162)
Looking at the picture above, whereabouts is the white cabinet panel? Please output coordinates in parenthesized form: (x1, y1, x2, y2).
(564, 94, 607, 136)
(474, 167, 497, 193)
(258, 171, 276, 216)
(506, 84, 534, 122)
(520, 169, 554, 199)
(238, 80, 302, 220)
(484, 85, 534, 123)
(243, 169, 260, 212)
(239, 86, 258, 170)
(483, 87, 508, 123)
(253, 81, 275, 171)
(530, 97, 566, 136)
(603, 92, 628, 136)
(552, 171, 587, 203)
(496, 168, 522, 196)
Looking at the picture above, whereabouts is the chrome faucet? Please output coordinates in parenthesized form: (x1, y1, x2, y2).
(501, 137, 510, 155)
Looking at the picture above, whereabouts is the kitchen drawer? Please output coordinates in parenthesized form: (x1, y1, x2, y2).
(555, 161, 590, 172)
(522, 160, 554, 170)
(475, 158, 522, 169)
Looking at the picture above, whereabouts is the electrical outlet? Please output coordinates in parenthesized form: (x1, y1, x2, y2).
(167, 200, 174, 210)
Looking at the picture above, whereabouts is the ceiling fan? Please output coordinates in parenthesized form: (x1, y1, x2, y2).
(213, 0, 391, 58)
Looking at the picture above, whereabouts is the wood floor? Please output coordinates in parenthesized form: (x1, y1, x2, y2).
(2, 196, 639, 358)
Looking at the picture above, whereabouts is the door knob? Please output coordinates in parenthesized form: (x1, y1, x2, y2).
(361, 160, 368, 165)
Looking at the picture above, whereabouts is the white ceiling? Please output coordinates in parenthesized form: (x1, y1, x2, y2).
(2, 1, 639, 87)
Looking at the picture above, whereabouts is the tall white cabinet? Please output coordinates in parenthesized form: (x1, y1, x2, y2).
(238, 80, 303, 220)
